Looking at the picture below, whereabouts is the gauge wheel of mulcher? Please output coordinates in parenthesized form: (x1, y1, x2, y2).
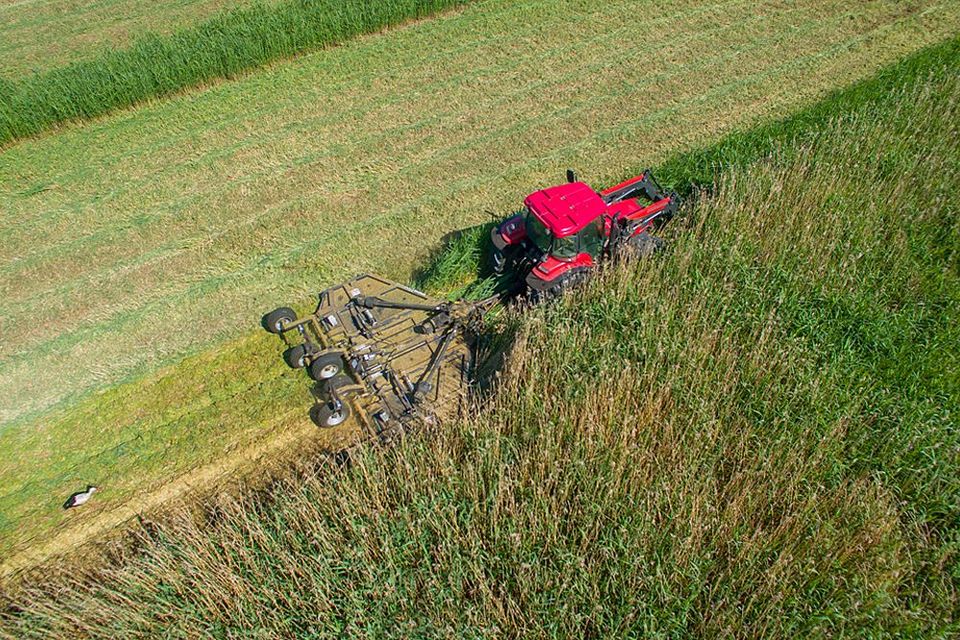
(310, 401, 352, 428)
(308, 352, 346, 381)
(262, 307, 296, 334)
(282, 344, 309, 369)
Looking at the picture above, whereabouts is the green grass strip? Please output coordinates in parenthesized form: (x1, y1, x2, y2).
(0, 0, 468, 146)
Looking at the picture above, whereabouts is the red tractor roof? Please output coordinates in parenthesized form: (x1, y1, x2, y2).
(524, 182, 607, 238)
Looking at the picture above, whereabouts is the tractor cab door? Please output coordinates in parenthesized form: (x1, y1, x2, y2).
(575, 218, 605, 259)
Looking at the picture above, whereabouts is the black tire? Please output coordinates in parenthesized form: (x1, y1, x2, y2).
(528, 269, 590, 303)
(308, 353, 346, 381)
(310, 401, 351, 428)
(282, 345, 308, 369)
(527, 287, 551, 305)
(262, 307, 296, 334)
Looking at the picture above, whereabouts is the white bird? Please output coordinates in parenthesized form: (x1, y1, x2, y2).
(63, 485, 98, 510)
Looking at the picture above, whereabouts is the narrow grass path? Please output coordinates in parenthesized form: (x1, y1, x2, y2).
(0, 0, 958, 572)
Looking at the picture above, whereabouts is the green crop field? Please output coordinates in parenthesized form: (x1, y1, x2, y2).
(0, 0, 264, 79)
(1, 0, 959, 577)
(3, 40, 957, 637)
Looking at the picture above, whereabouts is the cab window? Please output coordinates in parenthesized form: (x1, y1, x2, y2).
(578, 219, 605, 257)
(525, 210, 552, 254)
(552, 234, 579, 260)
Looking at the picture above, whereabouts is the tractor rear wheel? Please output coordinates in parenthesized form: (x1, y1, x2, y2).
(309, 353, 346, 381)
(283, 345, 309, 369)
(310, 401, 351, 428)
(262, 307, 296, 334)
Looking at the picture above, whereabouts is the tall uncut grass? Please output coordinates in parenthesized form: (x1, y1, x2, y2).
(0, 0, 467, 146)
(2, 51, 957, 638)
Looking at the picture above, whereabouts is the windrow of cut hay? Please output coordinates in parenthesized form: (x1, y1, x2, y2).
(3, 50, 957, 639)
(0, 0, 468, 146)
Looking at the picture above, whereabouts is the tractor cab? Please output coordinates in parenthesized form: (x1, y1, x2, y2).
(522, 182, 607, 260)
(491, 169, 679, 299)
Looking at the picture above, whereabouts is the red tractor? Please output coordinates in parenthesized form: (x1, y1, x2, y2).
(491, 169, 679, 298)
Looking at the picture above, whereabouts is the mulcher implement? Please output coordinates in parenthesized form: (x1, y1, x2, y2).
(262, 274, 495, 441)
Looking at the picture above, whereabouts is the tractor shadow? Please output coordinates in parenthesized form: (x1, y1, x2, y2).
(411, 219, 515, 299)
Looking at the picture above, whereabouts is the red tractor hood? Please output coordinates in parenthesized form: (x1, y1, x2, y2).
(524, 182, 607, 238)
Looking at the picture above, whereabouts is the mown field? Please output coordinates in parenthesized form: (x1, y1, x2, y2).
(0, 0, 470, 144)
(3, 43, 957, 638)
(0, 0, 264, 79)
(1, 0, 959, 575)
